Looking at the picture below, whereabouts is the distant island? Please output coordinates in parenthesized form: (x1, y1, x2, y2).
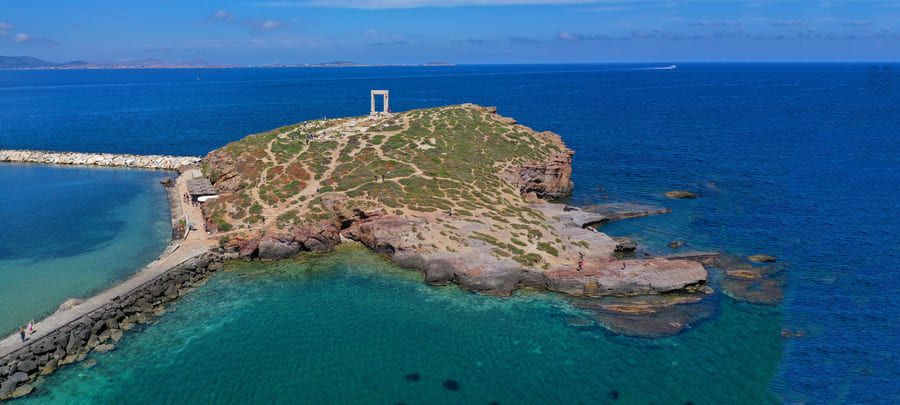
(0, 56, 455, 70)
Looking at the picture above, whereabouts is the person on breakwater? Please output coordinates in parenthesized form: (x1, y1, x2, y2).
(28, 319, 34, 334)
(19, 327, 26, 342)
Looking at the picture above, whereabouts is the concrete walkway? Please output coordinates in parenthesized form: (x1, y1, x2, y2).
(0, 171, 217, 359)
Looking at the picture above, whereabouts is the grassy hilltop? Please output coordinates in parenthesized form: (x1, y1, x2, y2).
(201, 104, 579, 267)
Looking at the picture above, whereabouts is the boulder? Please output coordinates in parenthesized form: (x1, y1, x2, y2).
(613, 237, 637, 253)
(354, 217, 418, 254)
(93, 344, 117, 353)
(258, 238, 300, 260)
(12, 384, 34, 398)
(164, 284, 179, 300)
(293, 220, 341, 253)
(664, 190, 697, 199)
(16, 360, 37, 375)
(40, 359, 58, 375)
(66, 332, 84, 354)
(7, 371, 29, 385)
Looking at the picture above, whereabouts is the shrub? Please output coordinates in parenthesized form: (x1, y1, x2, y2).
(537, 242, 558, 257)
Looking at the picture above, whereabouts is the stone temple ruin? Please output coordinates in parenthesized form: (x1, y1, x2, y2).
(370, 90, 389, 116)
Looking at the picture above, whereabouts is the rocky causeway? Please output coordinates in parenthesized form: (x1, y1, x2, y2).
(0, 150, 200, 170)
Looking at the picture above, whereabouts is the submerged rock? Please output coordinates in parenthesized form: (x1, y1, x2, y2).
(569, 292, 717, 338)
(442, 380, 461, 391)
(714, 255, 786, 305)
(664, 190, 697, 199)
(748, 254, 777, 263)
(94, 344, 117, 353)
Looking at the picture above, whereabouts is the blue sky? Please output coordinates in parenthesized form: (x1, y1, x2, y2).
(2, 1, 898, 64)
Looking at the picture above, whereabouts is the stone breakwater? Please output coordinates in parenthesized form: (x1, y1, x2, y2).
(0, 251, 224, 401)
(0, 149, 201, 170)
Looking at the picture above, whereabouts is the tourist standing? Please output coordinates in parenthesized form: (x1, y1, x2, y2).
(19, 327, 26, 342)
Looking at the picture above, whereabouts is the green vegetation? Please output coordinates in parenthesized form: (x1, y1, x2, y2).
(537, 242, 559, 257)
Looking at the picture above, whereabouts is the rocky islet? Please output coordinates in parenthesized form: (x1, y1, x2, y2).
(202, 104, 709, 297)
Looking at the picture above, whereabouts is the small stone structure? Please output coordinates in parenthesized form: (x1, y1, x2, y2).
(370, 90, 389, 115)
(186, 177, 217, 201)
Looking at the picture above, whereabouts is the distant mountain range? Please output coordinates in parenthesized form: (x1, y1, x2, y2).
(0, 56, 454, 70)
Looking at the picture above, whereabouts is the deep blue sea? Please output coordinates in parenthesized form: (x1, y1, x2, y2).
(1, 64, 898, 403)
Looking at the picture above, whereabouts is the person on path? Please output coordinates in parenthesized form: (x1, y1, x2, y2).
(19, 327, 26, 342)
(28, 320, 34, 334)
(449, 208, 453, 217)
(622, 262, 627, 270)
(578, 260, 583, 272)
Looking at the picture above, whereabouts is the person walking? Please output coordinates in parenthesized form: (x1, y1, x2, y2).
(19, 327, 26, 342)
(28, 320, 34, 334)
(578, 260, 583, 272)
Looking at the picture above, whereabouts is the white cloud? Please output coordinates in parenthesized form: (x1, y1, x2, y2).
(207, 10, 287, 32)
(13, 33, 31, 43)
(0, 22, 14, 30)
(555, 30, 581, 41)
(209, 9, 235, 22)
(246, 18, 285, 31)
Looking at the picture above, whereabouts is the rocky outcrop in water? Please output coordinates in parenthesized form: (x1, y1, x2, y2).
(664, 190, 697, 199)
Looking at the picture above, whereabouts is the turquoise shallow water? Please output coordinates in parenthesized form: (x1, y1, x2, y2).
(0, 165, 172, 336)
(22, 245, 782, 404)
